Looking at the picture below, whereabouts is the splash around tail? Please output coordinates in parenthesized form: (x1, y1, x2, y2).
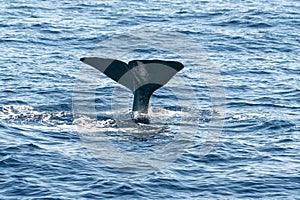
(80, 57, 184, 124)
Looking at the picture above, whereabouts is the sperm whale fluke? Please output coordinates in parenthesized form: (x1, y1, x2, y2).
(80, 57, 184, 124)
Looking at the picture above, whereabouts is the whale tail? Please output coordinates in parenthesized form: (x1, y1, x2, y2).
(80, 57, 184, 123)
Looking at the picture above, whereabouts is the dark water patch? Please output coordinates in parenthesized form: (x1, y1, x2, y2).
(0, 156, 23, 168)
(276, 138, 294, 143)
(226, 101, 298, 110)
(2, 89, 17, 94)
(3, 143, 42, 152)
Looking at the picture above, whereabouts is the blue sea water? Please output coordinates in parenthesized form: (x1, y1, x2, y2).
(1, 0, 300, 199)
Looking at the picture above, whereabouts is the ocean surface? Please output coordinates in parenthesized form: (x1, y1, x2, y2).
(1, 0, 299, 199)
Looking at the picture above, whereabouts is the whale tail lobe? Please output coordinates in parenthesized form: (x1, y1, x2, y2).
(80, 57, 184, 123)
